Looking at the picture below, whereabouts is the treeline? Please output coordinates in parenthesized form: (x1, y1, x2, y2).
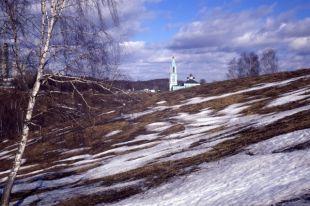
(227, 48, 278, 79)
(112, 79, 170, 91)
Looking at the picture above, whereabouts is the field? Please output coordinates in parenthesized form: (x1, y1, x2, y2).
(0, 68, 310, 205)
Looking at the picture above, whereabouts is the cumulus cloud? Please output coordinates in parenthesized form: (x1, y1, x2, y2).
(119, 41, 172, 80)
(118, 2, 310, 81)
(108, 0, 159, 41)
(289, 37, 310, 54)
(166, 6, 310, 81)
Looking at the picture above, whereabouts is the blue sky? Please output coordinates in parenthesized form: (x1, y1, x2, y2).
(117, 0, 310, 81)
(136, 0, 310, 41)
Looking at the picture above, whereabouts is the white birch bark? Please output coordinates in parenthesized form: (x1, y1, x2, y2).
(1, 1, 66, 205)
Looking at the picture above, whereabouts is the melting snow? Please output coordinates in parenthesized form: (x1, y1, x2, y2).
(145, 122, 172, 132)
(105, 130, 122, 137)
(267, 87, 310, 107)
(113, 130, 310, 206)
(1, 74, 309, 205)
(58, 154, 92, 162)
(98, 110, 115, 116)
(18, 179, 144, 206)
(61, 147, 90, 155)
(247, 128, 310, 155)
(156, 101, 167, 105)
(179, 75, 310, 107)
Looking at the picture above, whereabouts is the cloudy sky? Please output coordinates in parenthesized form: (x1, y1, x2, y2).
(116, 0, 310, 82)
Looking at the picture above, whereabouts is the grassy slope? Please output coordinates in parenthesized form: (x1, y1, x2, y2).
(0, 68, 309, 205)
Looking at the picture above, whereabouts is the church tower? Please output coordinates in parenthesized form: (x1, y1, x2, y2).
(169, 56, 178, 91)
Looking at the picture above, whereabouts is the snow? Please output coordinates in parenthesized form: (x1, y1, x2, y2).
(178, 75, 310, 107)
(113, 129, 310, 206)
(123, 75, 309, 120)
(105, 130, 122, 137)
(98, 110, 115, 116)
(84, 131, 217, 179)
(56, 104, 76, 110)
(0, 164, 40, 183)
(160, 148, 208, 162)
(219, 103, 249, 115)
(93, 141, 159, 158)
(123, 105, 169, 120)
(267, 87, 310, 107)
(171, 102, 310, 132)
(84, 114, 239, 179)
(145, 122, 172, 132)
(61, 147, 90, 155)
(255, 104, 310, 127)
(1, 74, 309, 205)
(3, 93, 309, 192)
(156, 101, 167, 105)
(247, 128, 310, 155)
(17, 179, 144, 206)
(12, 174, 84, 193)
(123, 110, 156, 120)
(0, 148, 16, 158)
(58, 154, 92, 162)
(113, 133, 159, 146)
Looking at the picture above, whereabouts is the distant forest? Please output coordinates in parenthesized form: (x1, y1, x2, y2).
(112, 79, 175, 91)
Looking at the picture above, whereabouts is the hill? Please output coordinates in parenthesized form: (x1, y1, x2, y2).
(0, 68, 310, 205)
(112, 78, 170, 91)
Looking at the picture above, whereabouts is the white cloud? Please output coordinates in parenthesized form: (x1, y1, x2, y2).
(121, 41, 145, 52)
(289, 37, 310, 51)
(118, 3, 310, 81)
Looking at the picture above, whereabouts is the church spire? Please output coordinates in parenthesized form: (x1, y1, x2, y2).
(169, 56, 178, 91)
(171, 56, 176, 73)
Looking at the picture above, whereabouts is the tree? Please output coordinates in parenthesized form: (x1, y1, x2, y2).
(226, 57, 239, 79)
(260, 48, 278, 74)
(0, 1, 119, 205)
(239, 52, 260, 77)
(0, 0, 32, 85)
(199, 78, 206, 84)
(227, 52, 261, 79)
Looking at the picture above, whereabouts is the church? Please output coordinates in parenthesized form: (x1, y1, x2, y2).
(169, 56, 200, 91)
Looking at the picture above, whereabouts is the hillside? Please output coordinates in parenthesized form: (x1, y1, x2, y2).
(0, 68, 310, 205)
(111, 78, 171, 91)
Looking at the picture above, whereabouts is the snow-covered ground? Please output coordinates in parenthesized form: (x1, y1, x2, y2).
(267, 87, 310, 107)
(112, 130, 310, 206)
(1, 73, 309, 205)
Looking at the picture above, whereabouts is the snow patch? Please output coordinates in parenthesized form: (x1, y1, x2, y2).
(156, 101, 167, 105)
(247, 128, 310, 155)
(105, 130, 122, 137)
(114, 149, 310, 206)
(267, 87, 310, 107)
(145, 122, 172, 132)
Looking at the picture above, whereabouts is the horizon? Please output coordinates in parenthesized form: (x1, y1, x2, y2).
(116, 0, 310, 81)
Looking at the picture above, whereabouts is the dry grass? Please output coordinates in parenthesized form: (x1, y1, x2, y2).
(159, 124, 185, 136)
(49, 108, 310, 205)
(0, 68, 309, 205)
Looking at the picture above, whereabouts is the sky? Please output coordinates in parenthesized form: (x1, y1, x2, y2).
(115, 0, 310, 81)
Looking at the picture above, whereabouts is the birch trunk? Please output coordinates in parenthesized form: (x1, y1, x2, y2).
(1, 1, 58, 204)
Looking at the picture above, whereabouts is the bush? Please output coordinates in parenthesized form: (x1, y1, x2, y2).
(0, 91, 27, 139)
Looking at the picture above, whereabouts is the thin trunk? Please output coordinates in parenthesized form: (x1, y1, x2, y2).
(1, 68, 42, 206)
(1, 1, 57, 204)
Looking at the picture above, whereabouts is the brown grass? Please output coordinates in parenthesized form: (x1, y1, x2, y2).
(159, 124, 185, 136)
(1, 68, 309, 205)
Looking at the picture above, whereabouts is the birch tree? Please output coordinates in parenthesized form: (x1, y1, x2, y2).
(0, 0, 119, 205)
(226, 57, 239, 79)
(227, 52, 261, 79)
(260, 48, 278, 74)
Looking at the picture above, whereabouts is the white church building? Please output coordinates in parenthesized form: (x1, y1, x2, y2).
(169, 56, 200, 91)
